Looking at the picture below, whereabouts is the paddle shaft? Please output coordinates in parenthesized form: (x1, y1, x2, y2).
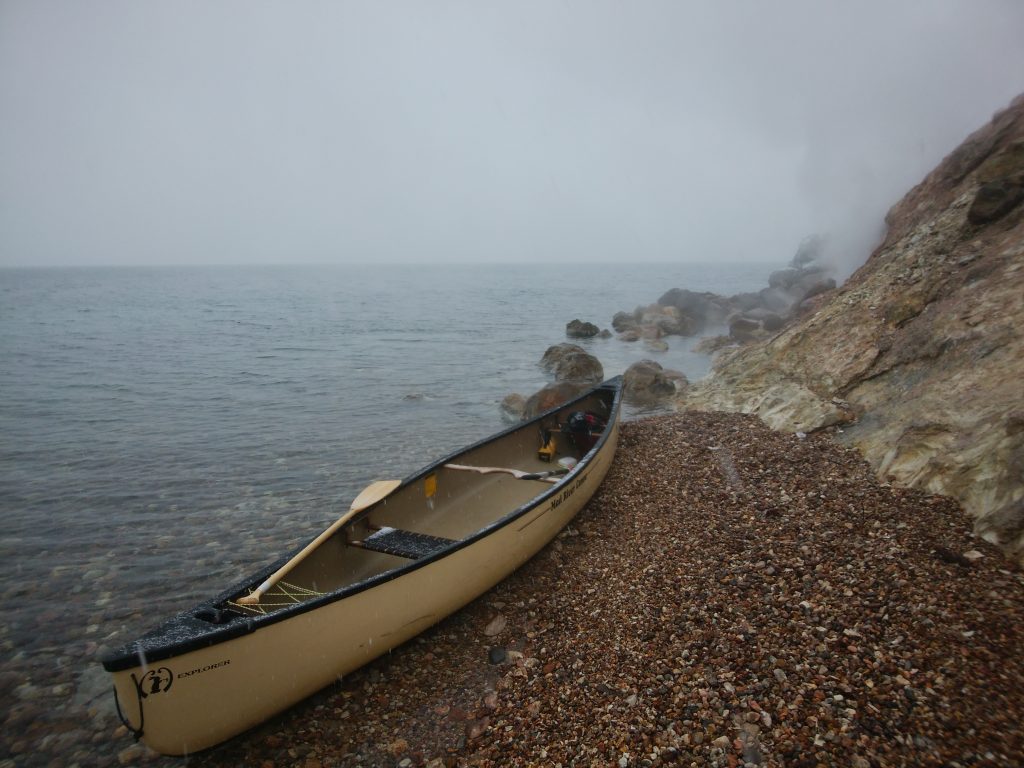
(236, 479, 401, 605)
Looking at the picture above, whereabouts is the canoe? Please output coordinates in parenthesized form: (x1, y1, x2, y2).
(101, 376, 623, 755)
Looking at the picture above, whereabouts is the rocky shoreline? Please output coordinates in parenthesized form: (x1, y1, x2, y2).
(182, 412, 1023, 768)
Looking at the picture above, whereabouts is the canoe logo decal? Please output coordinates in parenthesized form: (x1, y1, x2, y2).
(135, 667, 173, 698)
(549, 471, 589, 512)
(176, 659, 231, 680)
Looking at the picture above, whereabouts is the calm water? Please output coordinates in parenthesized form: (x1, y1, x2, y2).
(0, 262, 768, 766)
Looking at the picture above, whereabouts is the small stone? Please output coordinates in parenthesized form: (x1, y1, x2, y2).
(466, 717, 490, 740)
(488, 646, 507, 664)
(483, 614, 508, 637)
(117, 745, 146, 766)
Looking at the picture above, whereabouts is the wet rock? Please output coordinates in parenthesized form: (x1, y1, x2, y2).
(539, 342, 585, 371)
(623, 361, 677, 404)
(612, 311, 639, 333)
(768, 268, 803, 290)
(662, 368, 690, 395)
(523, 382, 592, 419)
(566, 319, 601, 339)
(499, 393, 526, 423)
(757, 286, 792, 313)
(657, 289, 729, 332)
(538, 343, 603, 384)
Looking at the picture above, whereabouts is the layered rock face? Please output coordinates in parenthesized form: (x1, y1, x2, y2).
(684, 94, 1024, 564)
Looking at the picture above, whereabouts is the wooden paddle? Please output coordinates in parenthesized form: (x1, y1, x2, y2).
(235, 479, 401, 606)
(443, 463, 568, 482)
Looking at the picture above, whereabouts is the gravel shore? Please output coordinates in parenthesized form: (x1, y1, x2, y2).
(180, 411, 1024, 768)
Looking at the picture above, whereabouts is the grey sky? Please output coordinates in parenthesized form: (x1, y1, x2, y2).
(1, 1, 1022, 269)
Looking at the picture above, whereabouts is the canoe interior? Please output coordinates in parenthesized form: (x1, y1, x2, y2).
(232, 386, 616, 611)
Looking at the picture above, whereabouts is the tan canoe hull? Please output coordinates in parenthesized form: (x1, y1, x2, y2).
(111, 419, 619, 755)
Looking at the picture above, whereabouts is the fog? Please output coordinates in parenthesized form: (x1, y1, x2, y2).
(2, 1, 1022, 271)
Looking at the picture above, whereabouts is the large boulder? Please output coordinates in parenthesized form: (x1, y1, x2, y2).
(540, 343, 585, 371)
(499, 393, 526, 423)
(655, 289, 729, 332)
(611, 311, 639, 333)
(768, 268, 803, 290)
(727, 292, 765, 312)
(791, 273, 837, 303)
(757, 286, 792, 313)
(969, 136, 1024, 225)
(566, 319, 601, 338)
(967, 178, 1024, 225)
(523, 381, 591, 419)
(623, 360, 679, 403)
(539, 343, 604, 383)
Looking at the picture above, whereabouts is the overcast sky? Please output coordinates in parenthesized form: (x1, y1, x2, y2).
(1, 1, 1022, 270)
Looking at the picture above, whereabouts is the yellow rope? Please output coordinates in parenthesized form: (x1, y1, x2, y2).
(228, 582, 325, 615)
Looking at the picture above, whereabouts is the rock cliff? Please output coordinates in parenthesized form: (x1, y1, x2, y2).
(683, 94, 1024, 564)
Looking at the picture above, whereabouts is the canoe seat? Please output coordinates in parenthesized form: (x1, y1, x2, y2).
(359, 526, 456, 560)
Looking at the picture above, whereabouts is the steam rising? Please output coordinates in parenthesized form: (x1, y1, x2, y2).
(2, 1, 1022, 268)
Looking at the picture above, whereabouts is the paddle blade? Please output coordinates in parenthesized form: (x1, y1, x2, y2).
(350, 480, 401, 513)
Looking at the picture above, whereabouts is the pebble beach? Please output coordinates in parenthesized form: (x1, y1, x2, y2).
(171, 411, 1024, 768)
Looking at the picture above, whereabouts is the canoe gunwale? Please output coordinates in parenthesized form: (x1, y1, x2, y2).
(101, 376, 623, 673)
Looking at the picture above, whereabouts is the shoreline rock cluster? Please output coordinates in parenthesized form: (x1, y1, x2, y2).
(612, 243, 838, 355)
(501, 343, 691, 420)
(186, 412, 1024, 768)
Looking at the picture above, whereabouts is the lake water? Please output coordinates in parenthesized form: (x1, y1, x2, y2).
(0, 261, 770, 766)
